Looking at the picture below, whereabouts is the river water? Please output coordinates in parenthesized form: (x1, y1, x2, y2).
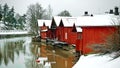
(0, 36, 74, 68)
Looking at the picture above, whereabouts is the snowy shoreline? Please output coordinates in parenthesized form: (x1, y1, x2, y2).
(73, 54, 120, 68)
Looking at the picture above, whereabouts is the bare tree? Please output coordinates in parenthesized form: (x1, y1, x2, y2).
(26, 3, 46, 35)
(47, 5, 52, 20)
(0, 5, 2, 21)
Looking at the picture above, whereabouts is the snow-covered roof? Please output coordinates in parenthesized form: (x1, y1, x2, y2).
(53, 16, 77, 27)
(62, 17, 77, 27)
(53, 16, 62, 26)
(76, 27, 82, 32)
(41, 29, 48, 32)
(76, 14, 120, 26)
(38, 20, 52, 28)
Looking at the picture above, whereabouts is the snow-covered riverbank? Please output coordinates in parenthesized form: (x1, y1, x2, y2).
(73, 54, 120, 68)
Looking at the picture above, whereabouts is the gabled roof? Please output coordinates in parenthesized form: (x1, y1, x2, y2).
(76, 14, 120, 26)
(38, 20, 52, 28)
(53, 16, 62, 26)
(52, 16, 77, 27)
(59, 19, 64, 27)
(72, 24, 77, 32)
(43, 22, 46, 26)
(51, 18, 57, 29)
(62, 17, 77, 27)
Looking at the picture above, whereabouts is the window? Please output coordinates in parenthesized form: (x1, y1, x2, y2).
(65, 32, 68, 39)
(78, 33, 82, 39)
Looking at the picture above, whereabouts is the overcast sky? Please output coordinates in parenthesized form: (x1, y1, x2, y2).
(0, 0, 120, 16)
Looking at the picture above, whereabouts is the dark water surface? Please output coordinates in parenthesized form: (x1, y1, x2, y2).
(0, 37, 74, 68)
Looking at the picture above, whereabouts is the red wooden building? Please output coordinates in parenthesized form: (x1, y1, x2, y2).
(75, 14, 119, 54)
(38, 13, 119, 56)
(49, 16, 62, 39)
(55, 17, 78, 44)
(49, 16, 77, 43)
(38, 20, 51, 39)
(48, 16, 82, 48)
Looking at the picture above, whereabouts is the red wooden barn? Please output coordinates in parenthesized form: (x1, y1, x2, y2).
(54, 17, 78, 44)
(38, 20, 51, 39)
(75, 14, 119, 54)
(62, 19, 80, 44)
(49, 16, 76, 42)
(49, 16, 62, 39)
(49, 16, 83, 47)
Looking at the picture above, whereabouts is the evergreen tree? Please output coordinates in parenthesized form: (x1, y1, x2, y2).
(3, 3, 9, 25)
(0, 4, 26, 30)
(0, 14, 2, 21)
(0, 5, 2, 21)
(5, 7, 17, 29)
(17, 14, 26, 30)
(6, 7, 15, 26)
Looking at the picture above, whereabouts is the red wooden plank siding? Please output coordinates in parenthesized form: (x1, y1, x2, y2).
(47, 29, 51, 39)
(63, 27, 73, 43)
(82, 26, 116, 54)
(68, 32, 77, 44)
(40, 26, 48, 39)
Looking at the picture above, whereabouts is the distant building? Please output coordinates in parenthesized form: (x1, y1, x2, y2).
(38, 20, 51, 39)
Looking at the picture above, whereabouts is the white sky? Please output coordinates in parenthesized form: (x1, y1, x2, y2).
(0, 0, 120, 16)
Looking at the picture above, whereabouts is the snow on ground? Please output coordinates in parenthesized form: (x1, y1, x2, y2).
(73, 54, 120, 68)
(0, 30, 28, 35)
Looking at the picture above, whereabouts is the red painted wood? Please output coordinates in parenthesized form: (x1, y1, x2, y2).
(40, 26, 48, 39)
(41, 32, 47, 39)
(81, 26, 116, 54)
(68, 32, 77, 44)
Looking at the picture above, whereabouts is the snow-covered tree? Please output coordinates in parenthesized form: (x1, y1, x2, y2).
(26, 3, 47, 35)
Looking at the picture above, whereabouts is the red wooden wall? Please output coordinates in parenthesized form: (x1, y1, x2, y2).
(81, 26, 116, 54)
(56, 26, 81, 45)
(63, 27, 73, 43)
(68, 32, 77, 44)
(56, 27, 74, 43)
(56, 27, 64, 41)
(40, 26, 48, 39)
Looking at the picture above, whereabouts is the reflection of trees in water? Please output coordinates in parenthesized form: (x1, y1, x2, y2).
(25, 42, 42, 68)
(29, 42, 41, 56)
(25, 57, 43, 68)
(0, 40, 25, 66)
(0, 47, 2, 65)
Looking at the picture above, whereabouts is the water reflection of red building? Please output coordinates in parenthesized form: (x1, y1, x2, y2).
(40, 45, 47, 57)
(37, 45, 74, 68)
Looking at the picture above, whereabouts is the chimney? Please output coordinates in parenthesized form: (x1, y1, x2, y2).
(84, 11, 89, 16)
(109, 9, 114, 14)
(91, 14, 93, 17)
(114, 7, 119, 15)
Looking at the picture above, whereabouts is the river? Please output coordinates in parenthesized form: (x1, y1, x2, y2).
(0, 36, 75, 68)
